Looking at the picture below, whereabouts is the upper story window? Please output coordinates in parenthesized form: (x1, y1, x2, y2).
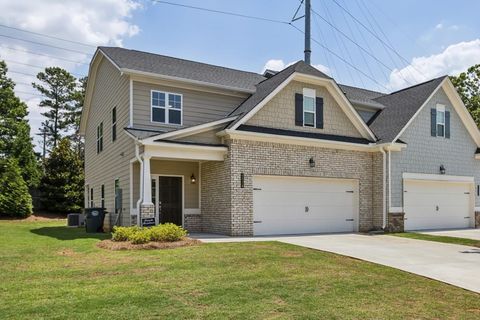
(96, 122, 103, 154)
(112, 107, 117, 142)
(436, 104, 445, 137)
(303, 88, 316, 127)
(151, 90, 182, 125)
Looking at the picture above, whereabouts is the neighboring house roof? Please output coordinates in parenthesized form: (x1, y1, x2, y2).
(98, 46, 266, 92)
(227, 61, 332, 128)
(237, 125, 372, 145)
(369, 76, 447, 142)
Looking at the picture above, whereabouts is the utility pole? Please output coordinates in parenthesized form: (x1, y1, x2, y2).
(304, 0, 311, 65)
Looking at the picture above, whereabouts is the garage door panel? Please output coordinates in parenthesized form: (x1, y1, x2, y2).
(255, 191, 354, 206)
(253, 176, 358, 236)
(404, 179, 472, 231)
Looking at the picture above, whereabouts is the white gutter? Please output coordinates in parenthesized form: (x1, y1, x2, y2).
(379, 148, 387, 229)
(135, 143, 143, 226)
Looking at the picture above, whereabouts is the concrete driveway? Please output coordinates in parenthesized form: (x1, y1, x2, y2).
(418, 228, 480, 240)
(195, 233, 480, 293)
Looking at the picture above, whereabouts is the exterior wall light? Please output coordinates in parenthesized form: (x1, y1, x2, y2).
(309, 157, 316, 168)
(190, 174, 196, 184)
(440, 165, 446, 175)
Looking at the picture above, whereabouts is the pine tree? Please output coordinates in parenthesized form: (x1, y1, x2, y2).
(40, 138, 84, 213)
(0, 158, 33, 218)
(32, 67, 78, 149)
(0, 60, 40, 187)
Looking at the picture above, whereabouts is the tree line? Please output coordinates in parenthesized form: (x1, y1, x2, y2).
(0, 59, 479, 218)
(0, 61, 85, 217)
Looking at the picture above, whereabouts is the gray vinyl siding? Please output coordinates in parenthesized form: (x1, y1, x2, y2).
(132, 81, 246, 131)
(84, 57, 135, 225)
(390, 88, 480, 207)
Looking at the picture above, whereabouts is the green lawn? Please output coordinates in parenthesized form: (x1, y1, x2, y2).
(390, 232, 480, 248)
(0, 220, 479, 319)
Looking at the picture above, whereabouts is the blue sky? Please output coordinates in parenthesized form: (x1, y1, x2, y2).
(0, 0, 479, 148)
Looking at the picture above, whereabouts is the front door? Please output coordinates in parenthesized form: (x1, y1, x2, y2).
(154, 176, 182, 226)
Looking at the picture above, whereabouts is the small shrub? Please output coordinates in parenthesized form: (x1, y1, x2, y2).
(112, 226, 137, 242)
(149, 223, 187, 242)
(129, 228, 151, 244)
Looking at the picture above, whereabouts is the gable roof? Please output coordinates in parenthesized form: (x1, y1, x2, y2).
(99, 46, 266, 93)
(227, 61, 332, 128)
(368, 76, 447, 142)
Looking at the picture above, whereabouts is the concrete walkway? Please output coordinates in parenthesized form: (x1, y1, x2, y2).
(193, 233, 480, 293)
(418, 228, 480, 240)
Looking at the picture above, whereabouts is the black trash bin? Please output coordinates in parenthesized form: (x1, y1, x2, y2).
(84, 208, 105, 233)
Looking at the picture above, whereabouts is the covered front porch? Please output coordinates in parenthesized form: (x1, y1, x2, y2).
(130, 140, 228, 232)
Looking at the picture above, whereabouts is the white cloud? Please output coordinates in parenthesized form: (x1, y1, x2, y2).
(435, 23, 443, 30)
(0, 0, 142, 151)
(263, 59, 331, 75)
(387, 39, 480, 91)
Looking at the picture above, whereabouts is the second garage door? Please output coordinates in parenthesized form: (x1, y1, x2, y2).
(252, 176, 358, 236)
(404, 179, 472, 230)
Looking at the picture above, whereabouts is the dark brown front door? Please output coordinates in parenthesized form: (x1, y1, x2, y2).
(158, 176, 182, 226)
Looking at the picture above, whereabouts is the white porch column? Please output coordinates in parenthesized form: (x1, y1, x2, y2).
(142, 154, 153, 205)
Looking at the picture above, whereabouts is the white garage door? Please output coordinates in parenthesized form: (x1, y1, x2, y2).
(404, 180, 472, 230)
(252, 176, 358, 236)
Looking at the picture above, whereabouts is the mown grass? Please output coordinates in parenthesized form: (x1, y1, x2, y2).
(391, 232, 480, 248)
(0, 220, 479, 319)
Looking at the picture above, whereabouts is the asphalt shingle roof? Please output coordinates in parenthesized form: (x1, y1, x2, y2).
(227, 61, 331, 128)
(101, 47, 446, 144)
(99, 47, 266, 92)
(369, 76, 446, 142)
(338, 84, 386, 109)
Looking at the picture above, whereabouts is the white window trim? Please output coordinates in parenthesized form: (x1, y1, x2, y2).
(302, 88, 316, 128)
(150, 90, 183, 125)
(436, 104, 445, 138)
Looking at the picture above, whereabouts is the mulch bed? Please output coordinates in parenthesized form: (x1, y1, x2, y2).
(97, 238, 201, 250)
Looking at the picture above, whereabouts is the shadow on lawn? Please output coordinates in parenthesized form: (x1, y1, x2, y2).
(31, 226, 110, 241)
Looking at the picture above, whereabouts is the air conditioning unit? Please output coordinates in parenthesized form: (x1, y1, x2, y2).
(67, 213, 85, 227)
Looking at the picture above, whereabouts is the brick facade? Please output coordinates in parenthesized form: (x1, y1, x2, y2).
(200, 138, 382, 236)
(184, 214, 202, 232)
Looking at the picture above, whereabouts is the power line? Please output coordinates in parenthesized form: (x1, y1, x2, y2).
(328, 0, 423, 78)
(0, 34, 93, 55)
(289, 23, 389, 91)
(311, 6, 412, 86)
(149, 0, 290, 25)
(5, 59, 87, 77)
(0, 23, 96, 48)
(0, 45, 90, 65)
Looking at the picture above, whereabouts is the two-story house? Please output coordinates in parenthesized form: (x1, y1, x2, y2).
(79, 47, 480, 236)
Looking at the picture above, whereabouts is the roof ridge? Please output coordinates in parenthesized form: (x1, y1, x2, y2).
(384, 75, 447, 96)
(98, 46, 266, 78)
(338, 83, 386, 95)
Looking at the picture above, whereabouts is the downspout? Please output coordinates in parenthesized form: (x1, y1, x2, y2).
(135, 143, 143, 226)
(388, 148, 392, 217)
(379, 147, 387, 229)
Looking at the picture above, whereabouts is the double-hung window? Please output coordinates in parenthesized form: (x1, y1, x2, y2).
(151, 90, 182, 125)
(436, 104, 445, 137)
(112, 107, 117, 142)
(96, 122, 103, 153)
(90, 188, 94, 208)
(101, 184, 105, 208)
(303, 88, 316, 127)
(114, 178, 120, 214)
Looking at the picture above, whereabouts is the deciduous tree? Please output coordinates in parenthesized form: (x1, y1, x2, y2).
(450, 64, 480, 127)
